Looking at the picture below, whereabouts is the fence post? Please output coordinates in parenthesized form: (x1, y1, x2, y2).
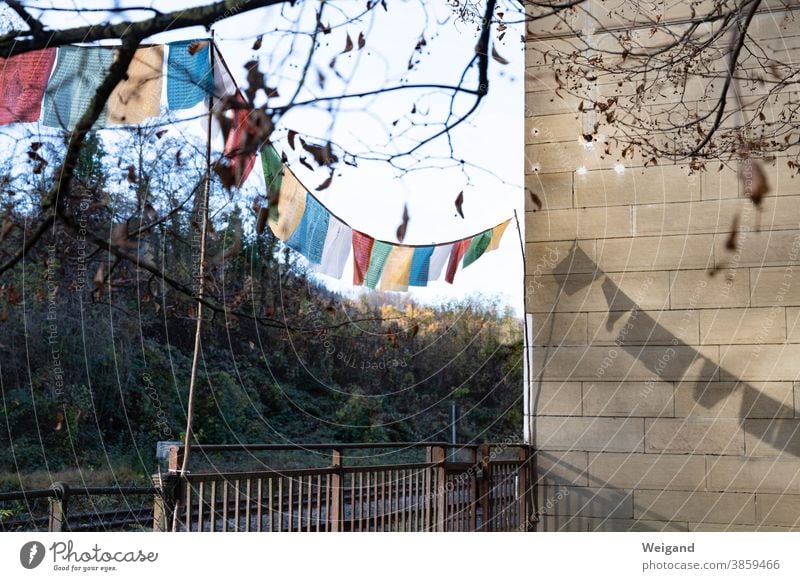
(167, 445, 184, 473)
(478, 443, 492, 532)
(429, 446, 447, 532)
(152, 472, 179, 532)
(48, 482, 69, 532)
(329, 449, 342, 532)
(517, 446, 532, 531)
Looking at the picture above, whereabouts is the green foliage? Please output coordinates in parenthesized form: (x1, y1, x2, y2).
(0, 137, 522, 481)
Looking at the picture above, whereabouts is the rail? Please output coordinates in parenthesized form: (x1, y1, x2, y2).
(0, 485, 157, 532)
(157, 442, 536, 532)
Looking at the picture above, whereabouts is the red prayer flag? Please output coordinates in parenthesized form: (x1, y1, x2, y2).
(352, 230, 375, 285)
(445, 238, 471, 284)
(0, 48, 56, 125)
(223, 91, 257, 187)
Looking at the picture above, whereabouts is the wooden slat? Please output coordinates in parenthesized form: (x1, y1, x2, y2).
(306, 475, 312, 532)
(315, 474, 322, 532)
(197, 481, 204, 532)
(222, 480, 228, 532)
(286, 477, 294, 532)
(209, 480, 217, 532)
(184, 482, 191, 531)
(276, 478, 282, 532)
(245, 479, 252, 532)
(233, 479, 240, 532)
(268, 478, 274, 532)
(256, 478, 263, 532)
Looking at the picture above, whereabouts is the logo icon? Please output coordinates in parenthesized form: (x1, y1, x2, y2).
(20, 541, 46, 569)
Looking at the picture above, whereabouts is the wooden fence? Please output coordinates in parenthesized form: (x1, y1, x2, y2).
(155, 442, 536, 532)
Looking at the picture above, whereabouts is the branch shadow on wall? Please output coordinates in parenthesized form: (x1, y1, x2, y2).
(531, 242, 799, 531)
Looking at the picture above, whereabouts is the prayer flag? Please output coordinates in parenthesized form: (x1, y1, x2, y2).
(268, 170, 306, 240)
(428, 244, 453, 282)
(487, 219, 510, 252)
(364, 241, 393, 289)
(223, 91, 257, 187)
(167, 40, 213, 110)
(313, 216, 351, 279)
(445, 239, 471, 284)
(462, 229, 493, 268)
(43, 46, 114, 129)
(380, 246, 415, 292)
(285, 193, 329, 264)
(107, 46, 164, 125)
(408, 246, 435, 287)
(352, 231, 374, 285)
(0, 48, 55, 126)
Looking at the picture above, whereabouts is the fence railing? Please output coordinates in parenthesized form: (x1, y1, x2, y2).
(0, 484, 157, 532)
(156, 442, 536, 532)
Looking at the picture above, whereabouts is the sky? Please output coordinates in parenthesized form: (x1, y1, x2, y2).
(4, 0, 524, 313)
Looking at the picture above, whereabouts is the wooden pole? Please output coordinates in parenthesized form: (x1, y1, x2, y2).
(180, 31, 216, 481)
(329, 449, 342, 532)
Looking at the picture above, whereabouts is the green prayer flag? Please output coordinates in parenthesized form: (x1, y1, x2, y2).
(462, 229, 492, 268)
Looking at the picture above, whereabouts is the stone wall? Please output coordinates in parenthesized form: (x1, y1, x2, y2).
(525, 1, 800, 531)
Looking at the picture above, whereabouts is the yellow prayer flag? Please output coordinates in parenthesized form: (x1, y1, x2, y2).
(487, 219, 511, 252)
(269, 170, 307, 240)
(108, 46, 164, 125)
(379, 246, 415, 292)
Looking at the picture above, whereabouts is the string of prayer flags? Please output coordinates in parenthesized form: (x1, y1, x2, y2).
(260, 138, 511, 290)
(0, 40, 218, 130)
(0, 48, 55, 125)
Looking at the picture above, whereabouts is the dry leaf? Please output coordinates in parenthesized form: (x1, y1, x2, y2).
(288, 129, 298, 150)
(187, 41, 209, 56)
(252, 35, 263, 50)
(455, 191, 465, 218)
(126, 165, 137, 183)
(396, 204, 410, 242)
(343, 33, 354, 53)
(358, 32, 366, 49)
(316, 170, 334, 191)
(491, 46, 509, 65)
(528, 190, 543, 211)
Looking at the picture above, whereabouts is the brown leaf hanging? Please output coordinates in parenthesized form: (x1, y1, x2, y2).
(491, 46, 509, 65)
(396, 205, 410, 242)
(316, 170, 334, 191)
(455, 191, 465, 218)
(252, 35, 263, 50)
(343, 33, 354, 53)
(187, 41, 209, 56)
(287, 129, 298, 150)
